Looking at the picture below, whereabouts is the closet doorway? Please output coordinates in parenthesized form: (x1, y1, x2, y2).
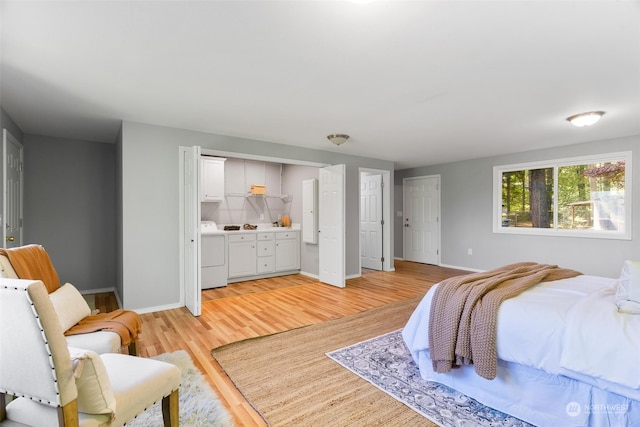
(359, 168, 392, 273)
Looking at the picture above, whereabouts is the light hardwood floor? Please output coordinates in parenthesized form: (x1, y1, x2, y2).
(95, 260, 469, 426)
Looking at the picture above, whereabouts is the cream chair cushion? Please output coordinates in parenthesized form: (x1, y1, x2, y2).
(66, 331, 122, 355)
(69, 347, 116, 417)
(50, 283, 92, 331)
(100, 353, 181, 425)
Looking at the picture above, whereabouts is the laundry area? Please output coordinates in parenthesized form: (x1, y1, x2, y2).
(199, 156, 318, 288)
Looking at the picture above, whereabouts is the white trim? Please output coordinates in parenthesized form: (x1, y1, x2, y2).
(133, 302, 184, 315)
(439, 263, 484, 273)
(79, 287, 116, 295)
(358, 167, 393, 272)
(402, 174, 441, 265)
(299, 271, 319, 280)
(201, 148, 328, 168)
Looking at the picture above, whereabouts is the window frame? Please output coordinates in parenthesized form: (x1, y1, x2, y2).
(492, 151, 632, 240)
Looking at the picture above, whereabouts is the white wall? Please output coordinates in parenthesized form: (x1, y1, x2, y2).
(395, 135, 640, 278)
(120, 121, 394, 311)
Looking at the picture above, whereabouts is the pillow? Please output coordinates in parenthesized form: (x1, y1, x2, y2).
(68, 347, 116, 417)
(616, 260, 640, 314)
(49, 283, 91, 331)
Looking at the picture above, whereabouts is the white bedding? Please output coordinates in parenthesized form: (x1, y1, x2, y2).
(403, 274, 640, 394)
(561, 285, 640, 390)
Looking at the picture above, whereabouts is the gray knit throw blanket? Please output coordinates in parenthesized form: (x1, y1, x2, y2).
(428, 262, 581, 379)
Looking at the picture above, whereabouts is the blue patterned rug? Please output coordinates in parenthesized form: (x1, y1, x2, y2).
(326, 329, 532, 427)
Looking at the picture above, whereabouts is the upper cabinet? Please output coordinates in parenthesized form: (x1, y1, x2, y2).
(201, 157, 226, 202)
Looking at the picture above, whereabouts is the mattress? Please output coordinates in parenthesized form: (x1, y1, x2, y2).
(402, 274, 640, 426)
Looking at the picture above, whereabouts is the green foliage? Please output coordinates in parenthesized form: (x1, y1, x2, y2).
(501, 161, 625, 229)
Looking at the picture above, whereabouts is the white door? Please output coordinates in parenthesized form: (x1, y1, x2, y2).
(179, 146, 201, 316)
(3, 129, 23, 248)
(360, 173, 382, 270)
(403, 176, 440, 265)
(319, 164, 345, 288)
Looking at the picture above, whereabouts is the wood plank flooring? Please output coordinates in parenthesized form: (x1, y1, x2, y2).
(96, 260, 469, 426)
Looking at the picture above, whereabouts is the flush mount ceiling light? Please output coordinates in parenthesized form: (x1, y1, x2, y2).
(327, 134, 350, 146)
(566, 111, 605, 127)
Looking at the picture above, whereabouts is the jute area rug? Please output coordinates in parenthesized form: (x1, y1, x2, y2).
(211, 296, 436, 426)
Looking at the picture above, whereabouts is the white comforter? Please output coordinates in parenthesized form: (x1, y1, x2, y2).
(403, 274, 640, 392)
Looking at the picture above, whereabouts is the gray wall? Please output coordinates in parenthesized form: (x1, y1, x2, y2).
(23, 134, 116, 291)
(395, 135, 640, 278)
(120, 121, 394, 310)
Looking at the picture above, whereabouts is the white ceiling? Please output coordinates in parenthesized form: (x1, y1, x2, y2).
(1, 1, 639, 169)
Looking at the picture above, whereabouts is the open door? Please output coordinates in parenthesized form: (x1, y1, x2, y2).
(2, 129, 23, 248)
(319, 164, 345, 288)
(179, 145, 201, 316)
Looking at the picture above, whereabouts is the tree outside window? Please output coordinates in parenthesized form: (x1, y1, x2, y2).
(494, 152, 631, 239)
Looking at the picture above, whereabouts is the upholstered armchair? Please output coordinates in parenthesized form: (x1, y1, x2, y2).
(0, 245, 139, 355)
(0, 278, 181, 426)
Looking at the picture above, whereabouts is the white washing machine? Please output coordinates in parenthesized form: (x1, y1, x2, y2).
(201, 222, 227, 289)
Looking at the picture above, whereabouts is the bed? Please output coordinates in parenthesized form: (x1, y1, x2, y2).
(402, 262, 640, 427)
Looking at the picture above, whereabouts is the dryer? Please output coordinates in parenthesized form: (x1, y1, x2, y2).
(201, 222, 227, 289)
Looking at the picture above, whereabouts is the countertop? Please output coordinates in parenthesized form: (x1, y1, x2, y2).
(201, 223, 300, 235)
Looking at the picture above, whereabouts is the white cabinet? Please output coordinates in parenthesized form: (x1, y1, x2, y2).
(200, 157, 226, 202)
(227, 234, 256, 278)
(256, 232, 275, 274)
(226, 230, 299, 282)
(275, 231, 300, 271)
(302, 179, 318, 244)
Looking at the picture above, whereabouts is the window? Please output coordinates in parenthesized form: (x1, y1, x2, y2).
(493, 151, 631, 239)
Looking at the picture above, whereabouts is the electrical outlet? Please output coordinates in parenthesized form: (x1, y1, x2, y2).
(260, 213, 264, 220)
(467, 248, 473, 255)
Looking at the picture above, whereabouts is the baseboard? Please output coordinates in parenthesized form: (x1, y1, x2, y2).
(299, 271, 362, 281)
(395, 258, 482, 273)
(79, 286, 116, 295)
(133, 301, 184, 315)
(299, 271, 318, 280)
(439, 263, 484, 273)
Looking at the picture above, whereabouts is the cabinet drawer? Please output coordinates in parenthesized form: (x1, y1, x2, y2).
(257, 256, 275, 273)
(228, 233, 256, 243)
(257, 240, 275, 257)
(276, 231, 297, 240)
(257, 232, 274, 241)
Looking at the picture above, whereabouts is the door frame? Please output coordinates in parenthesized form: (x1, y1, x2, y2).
(178, 145, 202, 316)
(2, 129, 24, 248)
(403, 174, 441, 265)
(359, 168, 392, 272)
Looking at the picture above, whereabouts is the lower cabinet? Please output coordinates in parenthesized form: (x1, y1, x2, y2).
(228, 234, 256, 278)
(227, 230, 300, 282)
(257, 233, 275, 274)
(275, 231, 300, 271)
